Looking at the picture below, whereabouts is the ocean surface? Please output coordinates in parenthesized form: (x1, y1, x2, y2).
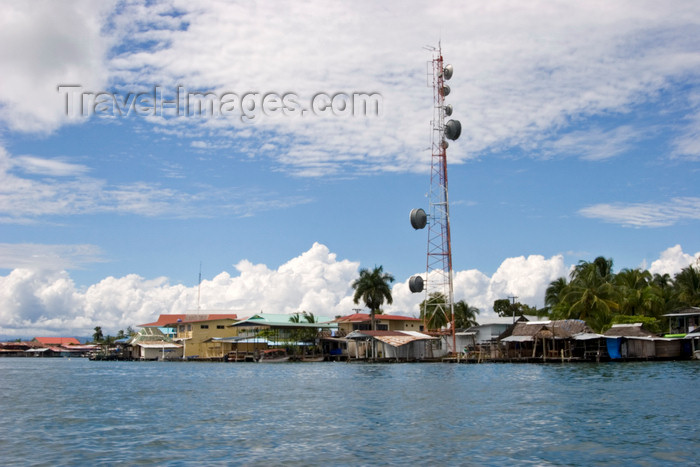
(0, 358, 697, 466)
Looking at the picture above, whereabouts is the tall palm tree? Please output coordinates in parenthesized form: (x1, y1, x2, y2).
(352, 266, 394, 332)
(674, 265, 700, 307)
(559, 257, 619, 332)
(651, 273, 677, 312)
(545, 277, 568, 309)
(453, 300, 480, 329)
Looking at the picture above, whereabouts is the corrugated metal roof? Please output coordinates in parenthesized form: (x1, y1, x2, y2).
(137, 342, 182, 349)
(139, 313, 238, 327)
(345, 330, 434, 347)
(501, 335, 533, 342)
(603, 324, 655, 338)
(334, 313, 421, 323)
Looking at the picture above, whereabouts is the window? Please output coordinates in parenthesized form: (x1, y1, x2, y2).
(200, 324, 209, 329)
(217, 325, 225, 329)
(377, 324, 388, 331)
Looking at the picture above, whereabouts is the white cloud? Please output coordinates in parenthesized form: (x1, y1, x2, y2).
(0, 243, 104, 270)
(6, 2, 699, 175)
(0, 146, 312, 222)
(578, 197, 700, 227)
(648, 244, 700, 276)
(0, 242, 360, 337)
(543, 125, 642, 161)
(0, 0, 114, 132)
(103, 0, 698, 175)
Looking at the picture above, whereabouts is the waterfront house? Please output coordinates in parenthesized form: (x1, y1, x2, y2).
(499, 320, 594, 361)
(458, 315, 539, 360)
(27, 337, 96, 357)
(334, 313, 423, 334)
(662, 307, 700, 335)
(0, 341, 36, 357)
(139, 313, 239, 359)
(31, 337, 81, 346)
(344, 330, 436, 361)
(227, 313, 337, 358)
(603, 323, 687, 360)
(603, 324, 656, 359)
(128, 327, 182, 360)
(466, 315, 538, 345)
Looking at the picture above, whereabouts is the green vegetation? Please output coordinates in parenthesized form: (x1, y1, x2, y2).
(545, 256, 700, 332)
(351, 265, 394, 331)
(420, 292, 480, 330)
(493, 298, 540, 319)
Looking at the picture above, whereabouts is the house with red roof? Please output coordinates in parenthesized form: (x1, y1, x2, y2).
(334, 313, 423, 335)
(27, 337, 97, 357)
(32, 337, 81, 346)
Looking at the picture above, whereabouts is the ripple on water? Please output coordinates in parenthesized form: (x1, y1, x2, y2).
(0, 359, 698, 466)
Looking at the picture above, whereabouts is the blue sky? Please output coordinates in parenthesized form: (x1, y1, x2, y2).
(1, 1, 700, 336)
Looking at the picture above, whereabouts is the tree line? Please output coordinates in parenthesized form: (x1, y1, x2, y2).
(544, 257, 700, 333)
(353, 260, 700, 335)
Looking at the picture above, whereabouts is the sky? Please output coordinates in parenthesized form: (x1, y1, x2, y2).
(1, 0, 700, 337)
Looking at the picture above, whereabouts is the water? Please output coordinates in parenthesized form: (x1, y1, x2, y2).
(0, 359, 697, 466)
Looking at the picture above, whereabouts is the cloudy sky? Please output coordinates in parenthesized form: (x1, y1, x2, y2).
(1, 0, 700, 337)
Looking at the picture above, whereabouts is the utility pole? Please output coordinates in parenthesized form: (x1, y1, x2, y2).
(508, 295, 519, 323)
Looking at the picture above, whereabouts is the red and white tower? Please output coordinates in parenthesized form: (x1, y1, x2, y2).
(410, 44, 462, 354)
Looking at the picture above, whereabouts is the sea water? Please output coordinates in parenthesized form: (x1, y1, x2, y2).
(0, 358, 697, 466)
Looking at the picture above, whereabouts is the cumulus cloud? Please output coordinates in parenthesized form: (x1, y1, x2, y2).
(648, 244, 700, 276)
(0, 243, 359, 337)
(1, 243, 697, 338)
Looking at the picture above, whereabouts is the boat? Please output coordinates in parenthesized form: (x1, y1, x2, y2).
(256, 349, 290, 363)
(301, 354, 325, 362)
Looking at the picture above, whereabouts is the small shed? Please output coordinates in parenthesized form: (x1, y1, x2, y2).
(603, 324, 655, 359)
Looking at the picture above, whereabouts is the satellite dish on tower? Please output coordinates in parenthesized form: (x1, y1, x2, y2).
(443, 64, 454, 80)
(442, 85, 450, 97)
(409, 275, 424, 293)
(444, 104, 453, 116)
(445, 119, 462, 141)
(410, 208, 427, 230)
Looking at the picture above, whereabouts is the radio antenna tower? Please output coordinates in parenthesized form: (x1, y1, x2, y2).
(409, 43, 462, 355)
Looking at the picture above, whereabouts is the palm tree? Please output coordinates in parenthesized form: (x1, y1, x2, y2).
(651, 273, 677, 312)
(453, 300, 480, 329)
(615, 268, 663, 317)
(674, 265, 700, 307)
(352, 266, 394, 332)
(92, 326, 104, 343)
(545, 277, 568, 309)
(420, 292, 449, 330)
(555, 257, 619, 332)
(302, 311, 317, 323)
